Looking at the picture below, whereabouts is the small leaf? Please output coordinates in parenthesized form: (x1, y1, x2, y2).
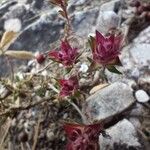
(58, 10, 66, 18)
(88, 59, 101, 72)
(106, 65, 122, 74)
(88, 36, 96, 51)
(64, 67, 72, 75)
(49, 0, 62, 5)
(107, 57, 122, 66)
(5, 50, 34, 60)
(0, 31, 17, 50)
(90, 83, 109, 94)
(115, 57, 123, 66)
(64, 0, 69, 5)
(87, 57, 93, 63)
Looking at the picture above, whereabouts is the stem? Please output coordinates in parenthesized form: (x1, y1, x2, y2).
(61, 3, 72, 39)
(67, 99, 89, 124)
(101, 67, 108, 82)
(47, 82, 89, 124)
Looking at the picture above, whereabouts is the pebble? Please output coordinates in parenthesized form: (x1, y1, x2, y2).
(135, 90, 149, 103)
(46, 130, 55, 141)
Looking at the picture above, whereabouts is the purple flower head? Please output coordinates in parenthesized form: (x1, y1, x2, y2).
(49, 40, 79, 67)
(91, 30, 123, 65)
(64, 123, 103, 150)
(59, 76, 79, 97)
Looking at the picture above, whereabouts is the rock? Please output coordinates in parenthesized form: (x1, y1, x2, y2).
(133, 26, 150, 44)
(0, 0, 17, 16)
(120, 43, 150, 81)
(71, 7, 99, 37)
(46, 130, 55, 141)
(69, 0, 88, 6)
(83, 82, 135, 122)
(99, 119, 142, 150)
(130, 44, 150, 67)
(135, 90, 149, 103)
(100, 0, 121, 12)
(68, 0, 91, 13)
(138, 76, 150, 95)
(9, 12, 63, 52)
(3, 4, 27, 20)
(96, 10, 120, 34)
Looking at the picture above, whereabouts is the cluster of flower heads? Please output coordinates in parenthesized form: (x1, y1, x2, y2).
(36, 30, 123, 97)
(35, 30, 123, 150)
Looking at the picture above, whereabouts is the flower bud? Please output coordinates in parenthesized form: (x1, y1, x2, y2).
(35, 53, 45, 64)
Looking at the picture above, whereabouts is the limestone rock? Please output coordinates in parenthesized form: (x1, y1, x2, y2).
(100, 0, 121, 12)
(130, 44, 150, 67)
(99, 119, 142, 150)
(83, 82, 135, 122)
(71, 8, 99, 36)
(96, 10, 120, 34)
(9, 12, 63, 52)
(135, 90, 149, 103)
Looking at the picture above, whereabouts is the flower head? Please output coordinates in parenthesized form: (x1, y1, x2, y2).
(90, 30, 123, 66)
(49, 40, 79, 67)
(64, 123, 103, 150)
(59, 76, 79, 97)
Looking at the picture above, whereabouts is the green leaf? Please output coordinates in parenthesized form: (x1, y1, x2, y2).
(87, 57, 93, 63)
(106, 65, 122, 74)
(88, 36, 96, 51)
(115, 57, 123, 66)
(64, 67, 72, 74)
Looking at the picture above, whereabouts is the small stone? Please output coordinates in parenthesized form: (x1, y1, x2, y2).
(4, 18, 22, 32)
(90, 83, 109, 95)
(131, 68, 140, 79)
(99, 119, 141, 150)
(135, 90, 149, 103)
(83, 82, 135, 122)
(130, 44, 150, 67)
(79, 63, 88, 73)
(46, 130, 55, 141)
(100, 0, 120, 12)
(96, 11, 120, 34)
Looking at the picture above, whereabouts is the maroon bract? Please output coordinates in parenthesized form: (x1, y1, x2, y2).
(59, 76, 79, 97)
(91, 31, 123, 66)
(64, 123, 103, 150)
(49, 40, 79, 67)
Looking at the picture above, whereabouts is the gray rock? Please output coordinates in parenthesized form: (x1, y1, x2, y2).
(99, 119, 141, 150)
(83, 82, 135, 122)
(133, 26, 150, 44)
(9, 12, 63, 52)
(130, 44, 150, 67)
(100, 0, 121, 12)
(72, 7, 99, 36)
(3, 4, 27, 20)
(96, 10, 120, 34)
(135, 90, 149, 103)
(0, 0, 17, 16)
(69, 0, 88, 6)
